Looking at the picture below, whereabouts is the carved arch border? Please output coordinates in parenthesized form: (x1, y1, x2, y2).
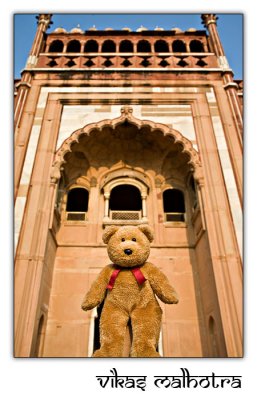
(51, 106, 203, 183)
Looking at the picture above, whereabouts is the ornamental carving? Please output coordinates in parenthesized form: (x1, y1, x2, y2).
(52, 106, 202, 181)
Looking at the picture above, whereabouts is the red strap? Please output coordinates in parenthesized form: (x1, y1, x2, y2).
(107, 268, 121, 290)
(107, 267, 146, 290)
(132, 267, 146, 285)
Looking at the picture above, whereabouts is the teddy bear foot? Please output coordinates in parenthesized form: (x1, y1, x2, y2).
(131, 345, 161, 358)
(92, 347, 123, 358)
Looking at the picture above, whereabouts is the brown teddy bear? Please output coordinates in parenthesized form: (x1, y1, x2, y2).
(81, 225, 178, 357)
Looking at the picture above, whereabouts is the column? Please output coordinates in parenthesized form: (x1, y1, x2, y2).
(201, 14, 243, 139)
(15, 14, 52, 130)
(104, 192, 110, 220)
(141, 193, 147, 221)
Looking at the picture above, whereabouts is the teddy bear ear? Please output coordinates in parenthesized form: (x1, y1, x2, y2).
(138, 225, 154, 242)
(102, 225, 119, 244)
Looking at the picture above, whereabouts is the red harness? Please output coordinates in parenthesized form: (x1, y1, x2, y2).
(107, 266, 146, 290)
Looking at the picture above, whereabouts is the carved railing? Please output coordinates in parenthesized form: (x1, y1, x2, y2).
(36, 52, 218, 69)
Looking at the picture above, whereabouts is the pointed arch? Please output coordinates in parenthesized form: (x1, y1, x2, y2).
(52, 106, 202, 182)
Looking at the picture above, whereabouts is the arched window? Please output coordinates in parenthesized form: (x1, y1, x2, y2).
(66, 40, 81, 53)
(137, 40, 151, 52)
(102, 40, 116, 52)
(84, 39, 98, 52)
(49, 40, 64, 52)
(163, 188, 185, 222)
(190, 40, 204, 53)
(172, 40, 186, 52)
(66, 187, 89, 221)
(109, 184, 142, 220)
(119, 40, 133, 52)
(154, 40, 169, 52)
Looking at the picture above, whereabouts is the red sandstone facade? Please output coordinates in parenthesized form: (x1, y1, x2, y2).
(14, 14, 243, 357)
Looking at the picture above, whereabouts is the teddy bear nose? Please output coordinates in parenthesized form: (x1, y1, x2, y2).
(124, 249, 133, 255)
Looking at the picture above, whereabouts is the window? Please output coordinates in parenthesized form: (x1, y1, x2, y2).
(163, 188, 185, 222)
(109, 184, 142, 220)
(66, 40, 81, 52)
(137, 40, 151, 52)
(84, 40, 98, 52)
(154, 40, 169, 52)
(119, 40, 133, 52)
(49, 40, 64, 52)
(66, 187, 89, 221)
(172, 40, 186, 52)
(102, 40, 116, 52)
(190, 40, 204, 53)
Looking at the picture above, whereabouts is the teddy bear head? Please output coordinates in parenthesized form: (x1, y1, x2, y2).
(102, 225, 154, 268)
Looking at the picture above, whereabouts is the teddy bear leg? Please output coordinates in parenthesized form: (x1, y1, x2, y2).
(130, 305, 162, 358)
(93, 302, 129, 358)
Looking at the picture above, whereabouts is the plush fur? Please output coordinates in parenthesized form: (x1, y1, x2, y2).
(81, 225, 178, 357)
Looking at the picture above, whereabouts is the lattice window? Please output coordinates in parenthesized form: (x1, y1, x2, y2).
(110, 211, 141, 220)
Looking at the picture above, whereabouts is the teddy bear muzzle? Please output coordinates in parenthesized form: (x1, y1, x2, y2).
(124, 248, 133, 255)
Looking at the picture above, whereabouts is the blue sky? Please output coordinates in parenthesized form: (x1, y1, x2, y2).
(14, 13, 243, 79)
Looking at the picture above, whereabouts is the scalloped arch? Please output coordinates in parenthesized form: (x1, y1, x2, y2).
(52, 106, 202, 180)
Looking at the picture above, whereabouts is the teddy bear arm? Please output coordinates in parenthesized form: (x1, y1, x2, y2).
(81, 266, 112, 311)
(147, 265, 179, 304)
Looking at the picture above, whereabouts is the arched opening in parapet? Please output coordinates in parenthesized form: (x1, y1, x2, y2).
(154, 40, 169, 52)
(67, 40, 81, 52)
(119, 40, 133, 52)
(137, 40, 151, 52)
(172, 40, 186, 52)
(102, 40, 116, 52)
(190, 40, 204, 52)
(49, 40, 64, 52)
(84, 39, 98, 52)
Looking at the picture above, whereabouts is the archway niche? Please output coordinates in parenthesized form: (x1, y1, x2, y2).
(49, 108, 227, 357)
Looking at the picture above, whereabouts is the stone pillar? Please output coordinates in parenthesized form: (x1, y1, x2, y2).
(201, 14, 243, 139)
(14, 96, 62, 357)
(14, 14, 52, 130)
(192, 96, 243, 356)
(104, 192, 110, 219)
(141, 193, 147, 221)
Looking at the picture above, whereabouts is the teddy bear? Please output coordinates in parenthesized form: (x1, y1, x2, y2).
(81, 224, 178, 357)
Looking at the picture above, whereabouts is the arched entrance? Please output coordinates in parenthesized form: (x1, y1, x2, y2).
(42, 107, 226, 357)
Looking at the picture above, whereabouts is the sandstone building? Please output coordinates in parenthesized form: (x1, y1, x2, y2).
(14, 14, 243, 357)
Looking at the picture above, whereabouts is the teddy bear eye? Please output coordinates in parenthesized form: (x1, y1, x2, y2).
(121, 238, 125, 242)
(132, 238, 137, 242)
